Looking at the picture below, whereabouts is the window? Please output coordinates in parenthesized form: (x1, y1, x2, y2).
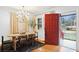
(38, 18, 42, 29)
(61, 13, 76, 31)
(61, 13, 76, 41)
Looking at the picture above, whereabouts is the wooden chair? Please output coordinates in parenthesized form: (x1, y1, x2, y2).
(1, 36, 13, 52)
(29, 33, 38, 47)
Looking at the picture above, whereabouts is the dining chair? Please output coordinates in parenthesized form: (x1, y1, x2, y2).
(1, 36, 13, 52)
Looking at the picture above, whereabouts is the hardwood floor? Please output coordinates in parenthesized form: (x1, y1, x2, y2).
(32, 44, 60, 52)
(32, 44, 75, 52)
(32, 38, 76, 52)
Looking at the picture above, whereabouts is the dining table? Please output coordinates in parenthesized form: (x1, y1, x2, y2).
(8, 32, 36, 51)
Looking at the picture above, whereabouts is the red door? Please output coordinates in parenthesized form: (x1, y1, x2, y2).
(45, 14, 59, 45)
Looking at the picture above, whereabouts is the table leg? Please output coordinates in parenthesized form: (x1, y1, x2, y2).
(12, 37, 16, 51)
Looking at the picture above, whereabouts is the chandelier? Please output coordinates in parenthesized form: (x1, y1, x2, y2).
(16, 6, 30, 22)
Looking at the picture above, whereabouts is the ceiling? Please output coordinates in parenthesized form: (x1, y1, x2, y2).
(0, 6, 78, 15)
(10, 6, 55, 15)
(11, 6, 79, 15)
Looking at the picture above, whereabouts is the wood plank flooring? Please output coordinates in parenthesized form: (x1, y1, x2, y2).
(32, 45, 60, 52)
(32, 38, 76, 52)
(32, 44, 75, 52)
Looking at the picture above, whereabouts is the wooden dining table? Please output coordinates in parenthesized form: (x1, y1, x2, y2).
(8, 32, 36, 51)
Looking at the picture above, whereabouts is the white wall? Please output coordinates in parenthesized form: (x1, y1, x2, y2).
(76, 8, 79, 52)
(29, 15, 34, 32)
(0, 7, 11, 42)
(36, 14, 45, 40)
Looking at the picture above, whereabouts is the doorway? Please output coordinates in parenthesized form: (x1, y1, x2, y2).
(45, 14, 59, 45)
(60, 13, 76, 51)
